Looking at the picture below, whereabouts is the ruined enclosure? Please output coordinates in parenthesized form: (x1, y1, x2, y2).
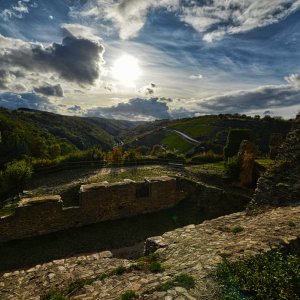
(0, 177, 251, 271)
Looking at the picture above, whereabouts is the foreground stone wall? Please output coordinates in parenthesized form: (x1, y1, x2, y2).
(253, 114, 300, 206)
(0, 177, 187, 243)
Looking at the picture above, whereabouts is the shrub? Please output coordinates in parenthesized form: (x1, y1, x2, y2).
(224, 129, 254, 160)
(216, 249, 300, 300)
(191, 151, 223, 163)
(173, 274, 195, 289)
(120, 290, 137, 300)
(41, 291, 66, 300)
(114, 266, 127, 275)
(3, 160, 33, 189)
(148, 262, 165, 273)
(224, 156, 240, 181)
(231, 226, 244, 234)
(155, 274, 195, 291)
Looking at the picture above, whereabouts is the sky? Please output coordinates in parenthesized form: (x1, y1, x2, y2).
(0, 0, 300, 121)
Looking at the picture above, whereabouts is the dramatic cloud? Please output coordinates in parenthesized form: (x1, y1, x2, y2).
(0, 92, 56, 112)
(0, 70, 15, 89)
(197, 84, 300, 114)
(78, 0, 300, 41)
(0, 34, 105, 85)
(180, 0, 300, 42)
(86, 97, 171, 120)
(77, 0, 179, 39)
(34, 83, 64, 97)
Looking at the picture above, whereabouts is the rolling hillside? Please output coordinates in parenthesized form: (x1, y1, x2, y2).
(124, 115, 293, 156)
(0, 108, 141, 164)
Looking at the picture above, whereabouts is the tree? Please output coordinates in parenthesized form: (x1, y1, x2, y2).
(223, 128, 254, 160)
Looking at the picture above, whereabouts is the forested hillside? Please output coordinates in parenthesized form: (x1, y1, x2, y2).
(0, 108, 140, 165)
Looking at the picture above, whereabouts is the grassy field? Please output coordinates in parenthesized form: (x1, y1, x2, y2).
(170, 116, 215, 138)
(161, 132, 193, 152)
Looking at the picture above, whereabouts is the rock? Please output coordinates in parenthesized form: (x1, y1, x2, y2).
(144, 236, 169, 255)
(238, 140, 256, 187)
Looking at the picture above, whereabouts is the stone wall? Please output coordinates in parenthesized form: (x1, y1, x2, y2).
(0, 176, 187, 243)
(253, 114, 300, 206)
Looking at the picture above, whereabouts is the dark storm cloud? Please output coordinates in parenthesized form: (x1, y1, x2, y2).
(199, 85, 300, 113)
(86, 97, 171, 120)
(0, 36, 104, 85)
(34, 83, 64, 97)
(0, 92, 57, 112)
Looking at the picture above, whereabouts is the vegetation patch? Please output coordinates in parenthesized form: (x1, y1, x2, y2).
(41, 291, 67, 300)
(216, 249, 300, 300)
(231, 226, 244, 234)
(155, 274, 195, 292)
(120, 290, 138, 300)
(134, 253, 165, 273)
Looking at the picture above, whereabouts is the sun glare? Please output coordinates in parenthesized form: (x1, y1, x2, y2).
(112, 54, 142, 87)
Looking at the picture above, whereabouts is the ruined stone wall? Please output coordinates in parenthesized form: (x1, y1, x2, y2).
(0, 177, 187, 243)
(253, 114, 300, 206)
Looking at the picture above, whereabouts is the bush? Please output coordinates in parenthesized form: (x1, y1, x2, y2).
(224, 156, 240, 181)
(41, 291, 66, 300)
(114, 266, 127, 275)
(157, 151, 185, 162)
(3, 160, 33, 189)
(148, 262, 165, 273)
(191, 151, 223, 163)
(216, 249, 300, 300)
(120, 290, 137, 300)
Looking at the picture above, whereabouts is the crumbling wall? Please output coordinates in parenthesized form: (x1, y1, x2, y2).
(253, 114, 300, 206)
(0, 177, 187, 243)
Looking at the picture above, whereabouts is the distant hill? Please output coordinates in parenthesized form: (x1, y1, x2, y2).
(0, 108, 141, 164)
(124, 114, 293, 156)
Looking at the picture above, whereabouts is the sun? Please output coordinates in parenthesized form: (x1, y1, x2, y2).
(112, 54, 142, 87)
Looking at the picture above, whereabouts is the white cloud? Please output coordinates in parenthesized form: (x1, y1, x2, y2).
(76, 0, 300, 41)
(189, 74, 203, 80)
(0, 0, 32, 20)
(61, 23, 102, 42)
(285, 73, 300, 86)
(181, 0, 300, 42)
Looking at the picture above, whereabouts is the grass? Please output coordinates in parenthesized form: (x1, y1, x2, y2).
(134, 253, 165, 273)
(114, 266, 127, 275)
(41, 291, 67, 300)
(231, 226, 244, 234)
(255, 158, 274, 169)
(171, 117, 214, 138)
(155, 274, 196, 292)
(161, 132, 193, 153)
(88, 167, 176, 184)
(120, 290, 137, 300)
(216, 249, 300, 300)
(185, 161, 225, 176)
(0, 202, 18, 217)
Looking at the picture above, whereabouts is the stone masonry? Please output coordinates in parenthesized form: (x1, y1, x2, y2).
(1, 204, 300, 299)
(0, 177, 188, 243)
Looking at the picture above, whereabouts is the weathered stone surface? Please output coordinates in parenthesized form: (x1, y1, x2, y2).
(253, 114, 300, 206)
(238, 140, 256, 187)
(1, 205, 300, 299)
(0, 177, 188, 243)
